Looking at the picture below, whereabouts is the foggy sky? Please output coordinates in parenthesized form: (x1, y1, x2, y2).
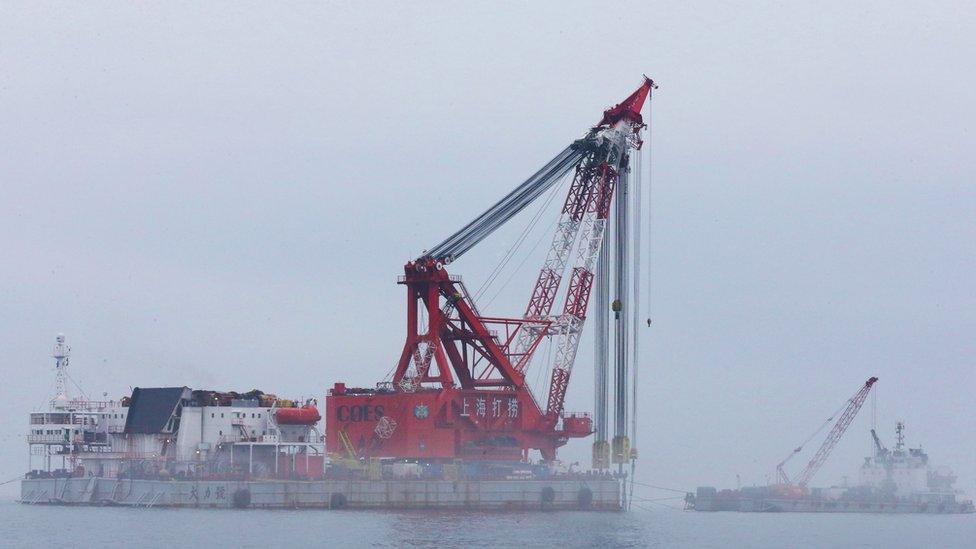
(1, 1, 974, 496)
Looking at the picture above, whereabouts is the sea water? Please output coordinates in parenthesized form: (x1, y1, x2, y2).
(2, 499, 974, 548)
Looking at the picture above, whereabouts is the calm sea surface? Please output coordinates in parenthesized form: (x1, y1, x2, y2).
(2, 498, 974, 548)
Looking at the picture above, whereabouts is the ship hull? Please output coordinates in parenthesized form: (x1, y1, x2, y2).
(20, 477, 621, 510)
(694, 495, 974, 514)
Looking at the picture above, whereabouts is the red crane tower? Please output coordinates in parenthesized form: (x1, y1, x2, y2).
(776, 376, 878, 488)
(326, 78, 654, 462)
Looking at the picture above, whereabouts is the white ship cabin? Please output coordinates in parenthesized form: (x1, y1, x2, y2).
(28, 387, 324, 480)
(859, 423, 956, 498)
(27, 398, 128, 474)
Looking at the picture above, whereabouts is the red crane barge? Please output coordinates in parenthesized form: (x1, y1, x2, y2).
(326, 79, 655, 463)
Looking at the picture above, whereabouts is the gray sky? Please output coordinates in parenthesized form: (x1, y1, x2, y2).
(1, 1, 973, 495)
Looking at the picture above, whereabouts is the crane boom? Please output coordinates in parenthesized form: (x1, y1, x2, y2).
(328, 78, 657, 464)
(870, 428, 886, 454)
(783, 377, 878, 487)
(422, 144, 584, 263)
(514, 79, 655, 421)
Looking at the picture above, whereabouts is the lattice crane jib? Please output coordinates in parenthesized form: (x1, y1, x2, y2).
(383, 78, 655, 460)
(777, 377, 879, 487)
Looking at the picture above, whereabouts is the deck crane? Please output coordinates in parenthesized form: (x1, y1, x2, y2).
(776, 377, 878, 487)
(326, 78, 655, 462)
(870, 428, 889, 460)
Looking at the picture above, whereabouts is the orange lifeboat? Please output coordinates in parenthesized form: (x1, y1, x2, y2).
(275, 405, 321, 425)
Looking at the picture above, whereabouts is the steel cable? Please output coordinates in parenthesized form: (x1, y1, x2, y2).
(424, 145, 583, 261)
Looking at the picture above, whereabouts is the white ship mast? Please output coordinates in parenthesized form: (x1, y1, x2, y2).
(52, 333, 70, 409)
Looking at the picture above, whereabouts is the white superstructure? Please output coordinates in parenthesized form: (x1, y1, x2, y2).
(859, 422, 958, 498)
(27, 335, 324, 480)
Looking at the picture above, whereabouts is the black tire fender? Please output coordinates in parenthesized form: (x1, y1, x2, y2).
(541, 486, 556, 505)
(330, 492, 347, 509)
(578, 487, 593, 509)
(232, 488, 251, 508)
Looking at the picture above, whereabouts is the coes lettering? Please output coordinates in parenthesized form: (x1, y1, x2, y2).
(336, 405, 385, 422)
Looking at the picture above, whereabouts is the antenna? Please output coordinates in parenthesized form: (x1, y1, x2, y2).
(52, 333, 71, 408)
